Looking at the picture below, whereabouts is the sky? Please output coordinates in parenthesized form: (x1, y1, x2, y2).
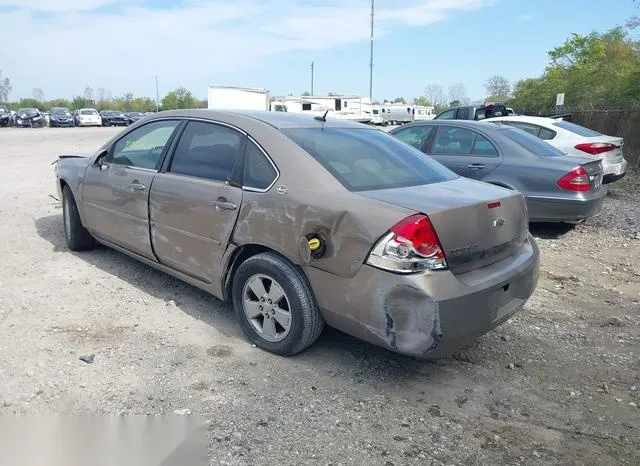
(0, 0, 637, 103)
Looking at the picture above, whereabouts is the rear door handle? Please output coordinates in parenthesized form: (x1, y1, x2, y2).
(131, 182, 146, 191)
(467, 163, 486, 169)
(212, 199, 237, 211)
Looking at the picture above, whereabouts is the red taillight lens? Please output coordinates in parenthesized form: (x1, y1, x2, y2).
(557, 167, 591, 192)
(574, 142, 616, 155)
(367, 214, 447, 273)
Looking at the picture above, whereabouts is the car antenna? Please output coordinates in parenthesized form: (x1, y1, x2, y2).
(314, 110, 329, 122)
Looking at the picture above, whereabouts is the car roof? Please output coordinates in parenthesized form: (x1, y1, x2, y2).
(154, 109, 371, 129)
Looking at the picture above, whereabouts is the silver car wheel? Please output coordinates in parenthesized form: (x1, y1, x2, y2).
(63, 193, 71, 242)
(242, 274, 292, 343)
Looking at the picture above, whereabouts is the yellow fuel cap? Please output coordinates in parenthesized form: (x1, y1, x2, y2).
(308, 237, 321, 251)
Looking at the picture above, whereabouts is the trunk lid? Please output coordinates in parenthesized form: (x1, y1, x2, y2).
(579, 159, 604, 191)
(359, 178, 529, 274)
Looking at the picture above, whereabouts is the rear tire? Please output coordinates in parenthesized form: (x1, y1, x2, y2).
(231, 252, 324, 356)
(62, 185, 95, 251)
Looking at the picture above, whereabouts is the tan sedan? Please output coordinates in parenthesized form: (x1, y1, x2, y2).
(54, 110, 539, 358)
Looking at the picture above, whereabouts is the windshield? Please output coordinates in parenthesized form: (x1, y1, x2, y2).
(80, 109, 98, 115)
(552, 120, 601, 137)
(281, 127, 456, 192)
(18, 108, 37, 114)
(128, 112, 142, 116)
(501, 126, 565, 157)
(52, 108, 70, 115)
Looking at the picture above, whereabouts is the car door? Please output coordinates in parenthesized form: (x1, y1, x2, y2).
(425, 125, 501, 179)
(148, 120, 246, 283)
(80, 119, 182, 259)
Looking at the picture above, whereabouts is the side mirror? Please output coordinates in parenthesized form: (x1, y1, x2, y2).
(95, 150, 109, 169)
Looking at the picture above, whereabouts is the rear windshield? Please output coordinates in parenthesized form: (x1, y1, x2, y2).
(552, 120, 601, 137)
(502, 126, 565, 157)
(281, 127, 456, 192)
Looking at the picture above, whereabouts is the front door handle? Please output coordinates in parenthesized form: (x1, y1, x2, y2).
(467, 163, 486, 169)
(212, 198, 237, 211)
(131, 182, 146, 191)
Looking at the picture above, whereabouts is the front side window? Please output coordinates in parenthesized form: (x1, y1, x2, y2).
(109, 120, 180, 169)
(244, 140, 278, 190)
(169, 121, 243, 182)
(392, 125, 434, 150)
(281, 127, 455, 192)
(432, 127, 477, 154)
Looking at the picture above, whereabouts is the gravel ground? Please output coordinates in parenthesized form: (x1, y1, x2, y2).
(1, 127, 639, 465)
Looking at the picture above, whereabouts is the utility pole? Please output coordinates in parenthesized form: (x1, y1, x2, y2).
(310, 62, 314, 95)
(155, 75, 159, 112)
(369, 0, 374, 101)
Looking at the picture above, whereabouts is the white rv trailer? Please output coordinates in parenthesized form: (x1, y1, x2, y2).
(381, 103, 414, 125)
(207, 86, 271, 111)
(371, 105, 384, 125)
(284, 95, 372, 123)
(412, 105, 435, 121)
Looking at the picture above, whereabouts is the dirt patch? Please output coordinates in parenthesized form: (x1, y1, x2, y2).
(0, 129, 638, 464)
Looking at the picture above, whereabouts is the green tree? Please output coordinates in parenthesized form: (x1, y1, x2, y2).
(18, 98, 41, 108)
(413, 96, 431, 106)
(47, 98, 72, 109)
(71, 96, 92, 110)
(302, 91, 311, 96)
(393, 97, 406, 104)
(510, 27, 640, 112)
(161, 87, 197, 110)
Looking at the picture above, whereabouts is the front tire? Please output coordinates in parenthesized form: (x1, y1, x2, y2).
(62, 185, 95, 251)
(232, 252, 324, 356)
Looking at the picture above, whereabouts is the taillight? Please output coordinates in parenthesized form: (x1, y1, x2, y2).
(366, 214, 447, 273)
(574, 142, 616, 155)
(557, 167, 591, 192)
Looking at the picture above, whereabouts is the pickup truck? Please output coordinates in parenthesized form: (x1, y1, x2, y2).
(433, 103, 510, 121)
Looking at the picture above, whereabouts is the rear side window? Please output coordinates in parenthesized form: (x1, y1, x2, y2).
(502, 127, 565, 157)
(472, 134, 498, 157)
(538, 127, 557, 140)
(244, 140, 278, 191)
(433, 127, 476, 154)
(552, 120, 601, 137)
(169, 121, 243, 182)
(281, 128, 455, 192)
(505, 121, 540, 137)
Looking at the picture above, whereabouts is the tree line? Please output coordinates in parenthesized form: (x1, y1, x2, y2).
(0, 80, 206, 113)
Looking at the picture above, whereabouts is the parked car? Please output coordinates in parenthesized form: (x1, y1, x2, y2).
(49, 107, 75, 127)
(14, 108, 45, 127)
(100, 110, 129, 127)
(74, 108, 102, 127)
(124, 112, 144, 125)
(0, 105, 11, 127)
(434, 103, 510, 121)
(481, 115, 627, 184)
(389, 120, 605, 223)
(54, 110, 539, 358)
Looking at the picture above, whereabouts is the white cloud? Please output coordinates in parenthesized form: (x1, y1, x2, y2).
(0, 0, 496, 99)
(516, 14, 533, 21)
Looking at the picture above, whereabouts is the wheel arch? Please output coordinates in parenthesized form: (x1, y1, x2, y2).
(221, 243, 306, 303)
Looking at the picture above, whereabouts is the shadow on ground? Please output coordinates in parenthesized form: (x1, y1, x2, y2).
(529, 222, 576, 239)
(34, 213, 476, 380)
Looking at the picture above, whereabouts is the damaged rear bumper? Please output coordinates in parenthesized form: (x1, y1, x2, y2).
(305, 234, 539, 359)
